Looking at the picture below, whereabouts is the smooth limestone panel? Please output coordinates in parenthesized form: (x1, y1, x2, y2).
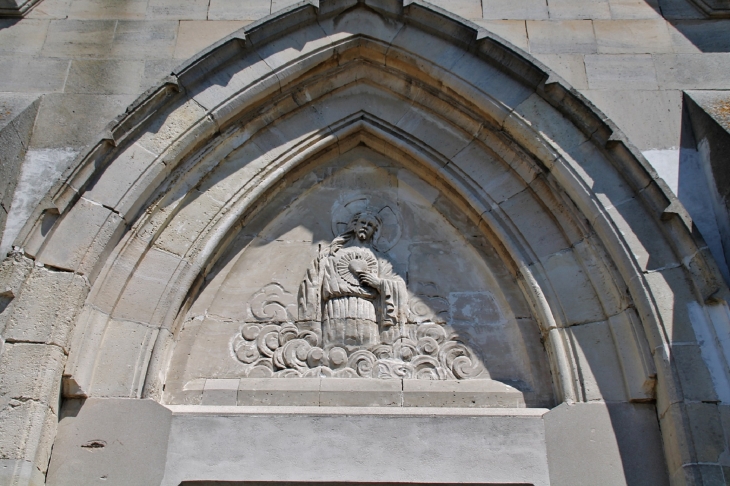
(161, 407, 550, 486)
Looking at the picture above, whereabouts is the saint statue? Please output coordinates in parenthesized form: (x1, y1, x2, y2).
(298, 211, 408, 350)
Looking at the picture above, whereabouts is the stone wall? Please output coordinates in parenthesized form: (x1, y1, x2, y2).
(0, 1, 729, 486)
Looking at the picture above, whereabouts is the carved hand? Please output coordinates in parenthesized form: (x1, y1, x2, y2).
(359, 272, 381, 289)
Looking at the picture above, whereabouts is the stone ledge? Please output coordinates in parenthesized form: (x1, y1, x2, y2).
(0, 0, 43, 17)
(165, 404, 548, 417)
(188, 377, 528, 408)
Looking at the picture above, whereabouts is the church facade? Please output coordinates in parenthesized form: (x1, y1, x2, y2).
(1, 0, 730, 485)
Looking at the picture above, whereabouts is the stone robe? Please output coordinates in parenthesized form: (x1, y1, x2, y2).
(298, 241, 407, 349)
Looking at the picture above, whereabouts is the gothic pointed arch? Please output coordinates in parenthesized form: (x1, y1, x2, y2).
(3, 1, 728, 485)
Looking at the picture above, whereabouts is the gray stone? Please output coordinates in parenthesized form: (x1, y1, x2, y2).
(66, 0, 148, 20)
(109, 20, 178, 59)
(41, 19, 116, 58)
(668, 20, 730, 53)
(584, 54, 659, 90)
(654, 53, 730, 90)
(0, 19, 49, 56)
(161, 408, 550, 486)
(402, 379, 526, 407)
(593, 19, 674, 53)
(0, 57, 70, 93)
(544, 402, 669, 485)
(208, 0, 272, 20)
(46, 398, 172, 486)
(581, 88, 682, 150)
(320, 379, 402, 407)
(238, 378, 320, 406)
(532, 53, 589, 89)
(427, 0, 482, 19)
(547, 0, 611, 19)
(606, 0, 663, 19)
(481, 0, 549, 20)
(472, 19, 529, 50)
(29, 93, 136, 149)
(64, 59, 145, 95)
(526, 20, 597, 53)
(146, 0, 209, 20)
(173, 20, 250, 60)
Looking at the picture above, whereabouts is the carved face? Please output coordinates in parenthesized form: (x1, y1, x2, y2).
(352, 214, 379, 242)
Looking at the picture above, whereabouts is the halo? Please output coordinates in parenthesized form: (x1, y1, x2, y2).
(331, 195, 402, 252)
(335, 249, 378, 286)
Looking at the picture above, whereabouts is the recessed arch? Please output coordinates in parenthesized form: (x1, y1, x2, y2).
(6, 1, 726, 484)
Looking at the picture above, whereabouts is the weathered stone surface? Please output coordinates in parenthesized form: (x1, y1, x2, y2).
(526, 20, 597, 53)
(64, 59, 145, 95)
(584, 54, 659, 90)
(161, 408, 550, 486)
(3, 264, 88, 351)
(29, 93, 136, 149)
(41, 19, 116, 57)
(174, 20, 249, 59)
(0, 57, 69, 93)
(548, 0, 611, 19)
(208, 0, 272, 20)
(593, 19, 674, 53)
(46, 398, 172, 486)
(481, 0, 549, 19)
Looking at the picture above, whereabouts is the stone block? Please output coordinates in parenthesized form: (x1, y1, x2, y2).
(88, 319, 159, 398)
(30, 93, 136, 149)
(547, 0, 611, 19)
(0, 342, 65, 414)
(109, 20, 178, 60)
(584, 54, 658, 90)
(320, 378, 402, 406)
(174, 20, 250, 60)
(526, 20, 597, 54)
(481, 0, 549, 20)
(427, 0, 482, 19)
(539, 248, 605, 326)
(593, 19, 674, 53)
(672, 343, 719, 402)
(237, 378, 320, 406)
(208, 0, 272, 20)
(146, 0, 209, 20)
(3, 266, 87, 352)
(41, 19, 116, 58)
(544, 402, 669, 485)
(685, 402, 725, 463)
(581, 88, 682, 150)
(642, 265, 701, 343)
(64, 59, 145, 95)
(472, 19, 529, 50)
(112, 246, 185, 325)
(532, 53, 588, 89)
(607, 0, 663, 19)
(66, 0, 148, 20)
(402, 379, 526, 407)
(25, 0, 73, 20)
(202, 378, 240, 405)
(450, 140, 527, 205)
(0, 57, 69, 93)
(37, 197, 125, 275)
(668, 20, 730, 53)
(607, 309, 656, 401)
(498, 189, 571, 259)
(0, 399, 54, 468)
(0, 459, 46, 486)
(83, 142, 161, 217)
(272, 0, 301, 13)
(0, 19, 49, 56)
(140, 58, 179, 92)
(566, 321, 628, 401)
(162, 409, 550, 486)
(654, 53, 730, 90)
(46, 398, 172, 486)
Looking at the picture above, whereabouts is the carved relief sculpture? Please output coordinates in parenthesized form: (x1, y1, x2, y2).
(232, 200, 488, 380)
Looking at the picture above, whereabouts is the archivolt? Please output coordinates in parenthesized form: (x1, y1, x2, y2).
(14, 0, 726, 475)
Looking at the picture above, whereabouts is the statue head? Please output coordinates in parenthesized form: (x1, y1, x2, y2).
(348, 212, 381, 243)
